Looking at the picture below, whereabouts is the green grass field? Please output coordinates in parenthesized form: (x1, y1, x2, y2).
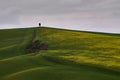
(0, 27, 120, 80)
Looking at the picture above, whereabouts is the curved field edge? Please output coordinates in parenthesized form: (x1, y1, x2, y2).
(0, 51, 120, 80)
(3, 66, 120, 80)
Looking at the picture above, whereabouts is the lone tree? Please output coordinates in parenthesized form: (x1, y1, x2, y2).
(39, 23, 41, 27)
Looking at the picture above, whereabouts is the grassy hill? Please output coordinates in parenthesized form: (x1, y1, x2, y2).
(0, 27, 120, 80)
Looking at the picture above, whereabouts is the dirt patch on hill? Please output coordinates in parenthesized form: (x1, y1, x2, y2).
(26, 40, 48, 53)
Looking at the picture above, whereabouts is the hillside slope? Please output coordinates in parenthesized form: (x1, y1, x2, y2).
(0, 27, 120, 80)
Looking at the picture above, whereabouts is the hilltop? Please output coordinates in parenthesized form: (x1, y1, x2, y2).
(0, 27, 120, 80)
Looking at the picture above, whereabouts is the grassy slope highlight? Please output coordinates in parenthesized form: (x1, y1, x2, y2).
(39, 27, 120, 70)
(0, 27, 120, 80)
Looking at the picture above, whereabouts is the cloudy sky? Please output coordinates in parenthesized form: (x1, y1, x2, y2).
(0, 0, 120, 33)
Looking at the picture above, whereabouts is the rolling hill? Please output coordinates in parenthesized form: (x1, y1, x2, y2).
(0, 27, 120, 80)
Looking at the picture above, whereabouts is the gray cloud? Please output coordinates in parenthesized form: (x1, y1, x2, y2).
(0, 0, 120, 33)
(0, 0, 120, 15)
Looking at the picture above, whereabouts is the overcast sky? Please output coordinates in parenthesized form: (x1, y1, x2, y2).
(0, 0, 120, 33)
